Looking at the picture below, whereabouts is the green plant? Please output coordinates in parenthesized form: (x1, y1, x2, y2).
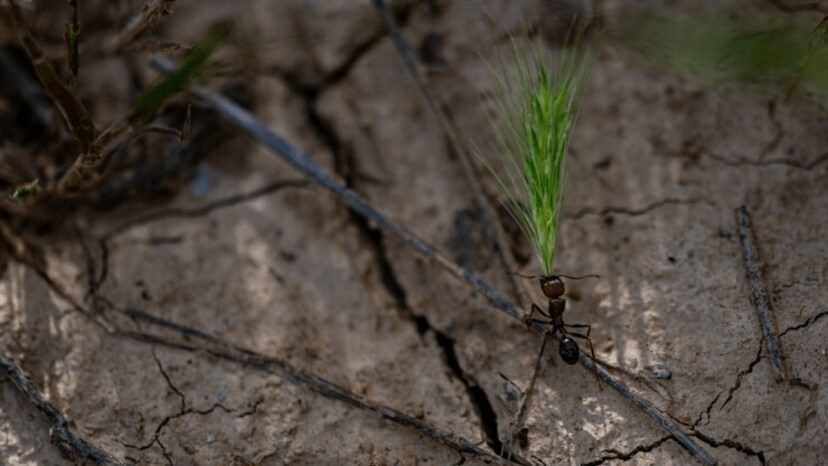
(5, 0, 228, 196)
(12, 179, 40, 200)
(619, 10, 828, 98)
(484, 41, 589, 277)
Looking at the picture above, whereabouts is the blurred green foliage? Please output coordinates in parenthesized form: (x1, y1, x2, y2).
(12, 179, 40, 200)
(620, 11, 828, 97)
(132, 24, 231, 120)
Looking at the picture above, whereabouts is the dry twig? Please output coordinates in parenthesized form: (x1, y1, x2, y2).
(7, 0, 97, 151)
(95, 0, 178, 56)
(735, 206, 786, 381)
(0, 347, 124, 465)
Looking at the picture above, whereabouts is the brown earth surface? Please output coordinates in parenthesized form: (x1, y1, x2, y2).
(1, 0, 826, 465)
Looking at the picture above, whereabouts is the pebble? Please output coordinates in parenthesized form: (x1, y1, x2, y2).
(646, 364, 672, 380)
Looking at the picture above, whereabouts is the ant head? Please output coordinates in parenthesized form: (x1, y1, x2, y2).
(559, 337, 580, 365)
(540, 276, 564, 298)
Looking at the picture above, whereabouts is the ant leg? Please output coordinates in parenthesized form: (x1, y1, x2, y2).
(530, 303, 552, 319)
(526, 318, 552, 329)
(531, 455, 549, 466)
(504, 332, 549, 459)
(566, 331, 602, 391)
(525, 305, 552, 329)
(565, 323, 591, 338)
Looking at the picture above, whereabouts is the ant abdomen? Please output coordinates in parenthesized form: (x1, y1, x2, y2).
(559, 337, 580, 364)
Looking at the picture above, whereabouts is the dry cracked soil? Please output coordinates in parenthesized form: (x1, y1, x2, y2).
(0, 0, 826, 465)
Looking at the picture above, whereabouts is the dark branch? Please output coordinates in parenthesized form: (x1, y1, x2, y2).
(735, 206, 786, 380)
(0, 347, 124, 465)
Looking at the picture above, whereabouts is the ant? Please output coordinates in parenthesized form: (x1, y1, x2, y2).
(499, 274, 601, 460)
(525, 275, 597, 369)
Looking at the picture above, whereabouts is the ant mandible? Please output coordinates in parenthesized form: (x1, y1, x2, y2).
(526, 275, 596, 367)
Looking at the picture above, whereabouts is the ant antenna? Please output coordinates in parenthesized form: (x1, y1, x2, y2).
(509, 272, 600, 280)
(508, 271, 543, 280)
(557, 273, 600, 280)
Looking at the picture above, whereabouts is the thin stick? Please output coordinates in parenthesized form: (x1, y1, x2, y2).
(0, 347, 124, 465)
(90, 0, 178, 56)
(7, 0, 97, 151)
(151, 56, 716, 466)
(735, 206, 786, 381)
(503, 335, 548, 459)
(116, 311, 521, 466)
(65, 0, 81, 88)
(370, 0, 531, 310)
(0, 221, 115, 333)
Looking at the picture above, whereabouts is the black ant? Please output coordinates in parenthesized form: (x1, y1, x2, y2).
(525, 275, 597, 369)
(498, 274, 601, 461)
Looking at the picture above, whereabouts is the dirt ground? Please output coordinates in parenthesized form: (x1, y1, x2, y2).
(1, 0, 827, 465)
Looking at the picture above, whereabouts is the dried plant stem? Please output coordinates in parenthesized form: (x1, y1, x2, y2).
(0, 347, 124, 465)
(153, 58, 717, 466)
(0, 221, 115, 332)
(503, 335, 548, 459)
(7, 0, 97, 151)
(53, 113, 143, 194)
(94, 0, 178, 56)
(735, 206, 786, 381)
(65, 0, 80, 88)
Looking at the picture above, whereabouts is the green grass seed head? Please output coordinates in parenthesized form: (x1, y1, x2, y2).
(486, 41, 589, 276)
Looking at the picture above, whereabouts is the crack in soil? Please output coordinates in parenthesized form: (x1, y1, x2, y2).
(707, 151, 828, 171)
(271, 0, 415, 99)
(691, 339, 762, 430)
(336, 124, 505, 458)
(708, 101, 826, 170)
(719, 342, 764, 410)
(692, 388, 727, 428)
(157, 436, 173, 466)
(705, 100, 828, 171)
(692, 430, 767, 466)
(685, 341, 768, 465)
(581, 435, 673, 466)
(122, 403, 232, 452)
(759, 101, 784, 161)
(270, 9, 507, 455)
(567, 198, 709, 220)
(119, 350, 232, 455)
(79, 237, 512, 464)
(237, 398, 264, 418)
(779, 310, 828, 337)
(772, 279, 805, 294)
(151, 347, 186, 413)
